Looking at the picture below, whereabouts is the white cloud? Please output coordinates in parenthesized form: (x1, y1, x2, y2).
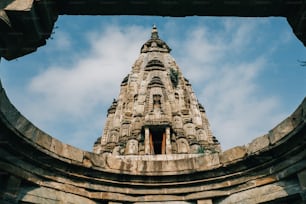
(172, 19, 286, 150)
(28, 25, 148, 122)
(17, 24, 148, 150)
(51, 30, 72, 50)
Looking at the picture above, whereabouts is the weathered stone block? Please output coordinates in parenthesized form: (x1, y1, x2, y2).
(247, 134, 270, 155)
(298, 169, 306, 190)
(15, 115, 31, 133)
(62, 143, 84, 163)
(50, 137, 63, 155)
(196, 153, 220, 170)
(291, 105, 304, 127)
(197, 199, 212, 204)
(215, 180, 301, 204)
(14, 116, 37, 141)
(20, 186, 97, 204)
(106, 155, 123, 171)
(220, 146, 247, 164)
(47, 138, 84, 163)
(34, 130, 52, 150)
(269, 118, 294, 145)
(0, 89, 20, 126)
(4, 0, 34, 11)
(23, 125, 39, 141)
(84, 152, 106, 168)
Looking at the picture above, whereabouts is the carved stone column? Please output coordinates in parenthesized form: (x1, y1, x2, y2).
(144, 127, 150, 154)
(166, 127, 172, 154)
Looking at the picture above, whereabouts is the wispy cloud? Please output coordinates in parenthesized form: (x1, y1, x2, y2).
(28, 25, 147, 120)
(173, 18, 286, 149)
(52, 30, 72, 50)
(24, 25, 148, 149)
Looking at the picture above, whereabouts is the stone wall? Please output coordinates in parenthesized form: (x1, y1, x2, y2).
(0, 81, 305, 203)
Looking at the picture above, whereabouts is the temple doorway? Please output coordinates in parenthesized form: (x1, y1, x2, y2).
(149, 128, 166, 154)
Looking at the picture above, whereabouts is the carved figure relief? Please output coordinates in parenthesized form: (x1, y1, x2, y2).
(109, 130, 119, 143)
(112, 146, 121, 155)
(176, 138, 189, 153)
(184, 123, 196, 138)
(197, 129, 208, 141)
(173, 116, 183, 129)
(125, 139, 139, 155)
(121, 124, 130, 137)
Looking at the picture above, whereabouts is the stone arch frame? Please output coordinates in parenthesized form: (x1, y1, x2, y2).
(0, 1, 305, 60)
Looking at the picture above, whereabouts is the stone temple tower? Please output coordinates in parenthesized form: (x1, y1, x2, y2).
(93, 26, 220, 156)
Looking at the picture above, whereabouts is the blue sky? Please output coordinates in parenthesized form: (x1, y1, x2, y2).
(0, 16, 305, 151)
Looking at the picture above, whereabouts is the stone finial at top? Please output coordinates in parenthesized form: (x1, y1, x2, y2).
(141, 25, 171, 53)
(151, 24, 159, 39)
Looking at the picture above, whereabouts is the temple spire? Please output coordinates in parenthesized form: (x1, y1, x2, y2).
(94, 26, 220, 156)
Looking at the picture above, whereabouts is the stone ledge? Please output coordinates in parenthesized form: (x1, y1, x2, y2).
(219, 146, 247, 165)
(268, 116, 294, 145)
(247, 134, 270, 155)
(84, 151, 106, 168)
(113, 154, 203, 161)
(104, 153, 220, 174)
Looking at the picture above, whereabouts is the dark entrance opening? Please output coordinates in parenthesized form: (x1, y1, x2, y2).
(150, 128, 164, 154)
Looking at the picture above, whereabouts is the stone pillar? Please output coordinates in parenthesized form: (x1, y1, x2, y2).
(166, 127, 172, 154)
(144, 127, 150, 154)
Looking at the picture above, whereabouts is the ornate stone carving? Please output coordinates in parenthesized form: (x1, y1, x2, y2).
(176, 138, 190, 154)
(125, 139, 139, 155)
